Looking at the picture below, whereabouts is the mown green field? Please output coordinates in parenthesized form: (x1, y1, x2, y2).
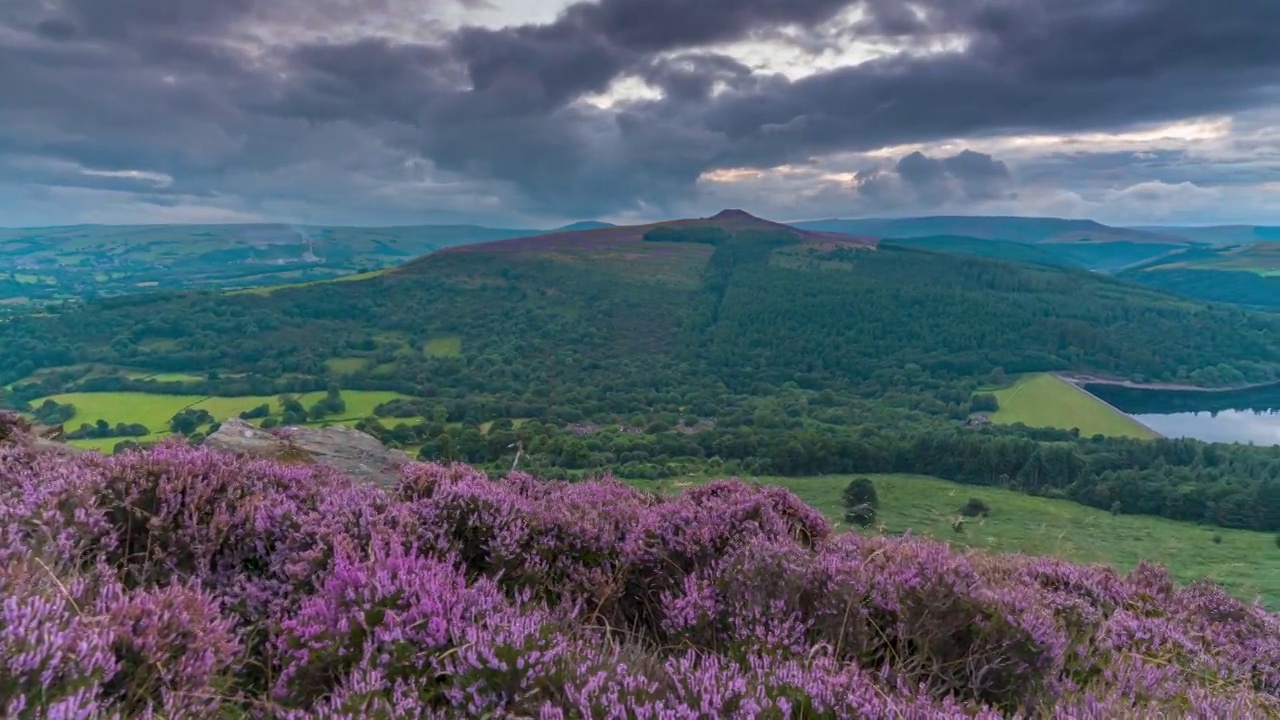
(69, 435, 168, 452)
(987, 373, 1157, 439)
(629, 473, 1280, 607)
(39, 390, 411, 450)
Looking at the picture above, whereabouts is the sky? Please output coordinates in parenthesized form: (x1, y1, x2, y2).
(1, 0, 1278, 228)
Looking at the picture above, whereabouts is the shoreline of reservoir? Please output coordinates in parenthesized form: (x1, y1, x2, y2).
(1052, 374, 1165, 439)
(1055, 372, 1280, 394)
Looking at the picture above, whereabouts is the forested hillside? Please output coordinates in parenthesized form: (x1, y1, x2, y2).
(799, 218, 1278, 309)
(3, 213, 1279, 530)
(1119, 243, 1280, 310)
(793, 216, 1188, 244)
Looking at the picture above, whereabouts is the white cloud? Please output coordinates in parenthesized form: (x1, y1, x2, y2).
(578, 76, 666, 109)
(79, 168, 174, 187)
(701, 5, 969, 81)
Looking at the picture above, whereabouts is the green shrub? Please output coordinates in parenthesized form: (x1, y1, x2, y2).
(970, 393, 999, 413)
(845, 503, 877, 528)
(842, 477, 879, 511)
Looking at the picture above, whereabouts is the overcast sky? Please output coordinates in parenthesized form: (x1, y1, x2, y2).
(2, 0, 1278, 228)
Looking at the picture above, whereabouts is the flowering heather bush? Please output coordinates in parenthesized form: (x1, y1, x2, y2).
(2, 440, 1278, 718)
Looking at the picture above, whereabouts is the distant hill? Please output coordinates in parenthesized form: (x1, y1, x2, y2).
(553, 221, 617, 232)
(0, 223, 539, 301)
(16, 214, 1272, 307)
(1127, 225, 1280, 245)
(795, 216, 1277, 308)
(881, 235, 1192, 274)
(793, 216, 1190, 245)
(409, 209, 873, 288)
(880, 236, 1091, 269)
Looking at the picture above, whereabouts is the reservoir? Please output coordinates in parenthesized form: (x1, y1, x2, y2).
(1085, 383, 1280, 446)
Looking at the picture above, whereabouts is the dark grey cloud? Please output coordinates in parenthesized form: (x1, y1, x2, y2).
(1, 0, 1279, 225)
(57, 0, 257, 39)
(834, 149, 1016, 210)
(637, 53, 756, 102)
(896, 150, 1015, 204)
(561, 0, 853, 53)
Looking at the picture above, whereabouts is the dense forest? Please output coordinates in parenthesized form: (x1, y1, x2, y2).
(3, 222, 1279, 530)
(1119, 268, 1280, 310)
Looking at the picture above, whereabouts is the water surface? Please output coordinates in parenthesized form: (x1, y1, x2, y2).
(1085, 383, 1280, 446)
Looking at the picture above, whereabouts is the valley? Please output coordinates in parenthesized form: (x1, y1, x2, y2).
(6, 3, 1279, 714)
(2, 211, 1278, 540)
(0, 222, 551, 301)
(3, 211, 1278, 716)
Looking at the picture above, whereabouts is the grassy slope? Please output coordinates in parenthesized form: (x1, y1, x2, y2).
(630, 473, 1280, 607)
(988, 373, 1158, 439)
(423, 336, 463, 357)
(324, 358, 367, 374)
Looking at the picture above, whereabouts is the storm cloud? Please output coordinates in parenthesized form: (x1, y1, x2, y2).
(1, 0, 1278, 225)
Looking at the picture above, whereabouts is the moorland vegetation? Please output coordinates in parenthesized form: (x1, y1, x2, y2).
(0, 421, 1276, 718)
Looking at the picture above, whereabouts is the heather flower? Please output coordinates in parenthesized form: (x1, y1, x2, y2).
(1, 448, 1276, 718)
(0, 562, 118, 719)
(96, 582, 241, 716)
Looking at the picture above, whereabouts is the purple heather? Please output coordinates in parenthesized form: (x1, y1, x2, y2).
(0, 442, 1275, 717)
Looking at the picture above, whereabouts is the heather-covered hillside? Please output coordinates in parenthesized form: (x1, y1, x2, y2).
(1, 418, 1276, 718)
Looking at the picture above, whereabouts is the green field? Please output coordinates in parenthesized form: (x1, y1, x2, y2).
(45, 392, 208, 431)
(478, 418, 530, 435)
(68, 434, 169, 452)
(986, 373, 1157, 439)
(39, 390, 412, 450)
(125, 371, 208, 383)
(423, 336, 463, 357)
(290, 390, 408, 419)
(630, 473, 1279, 607)
(324, 357, 368, 374)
